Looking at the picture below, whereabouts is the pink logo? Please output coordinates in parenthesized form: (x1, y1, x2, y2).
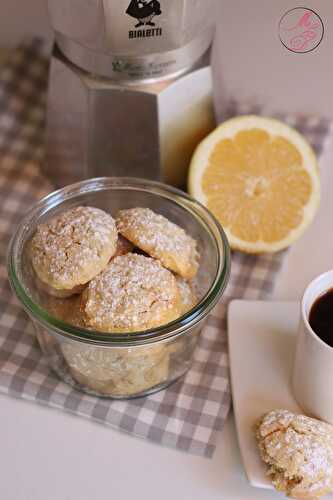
(279, 8, 324, 53)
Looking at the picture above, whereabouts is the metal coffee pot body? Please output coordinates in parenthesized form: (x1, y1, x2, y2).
(45, 0, 218, 187)
(47, 0, 218, 81)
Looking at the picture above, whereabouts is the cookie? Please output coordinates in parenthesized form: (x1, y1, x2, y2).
(256, 409, 333, 499)
(82, 253, 181, 332)
(116, 208, 199, 279)
(176, 276, 198, 315)
(30, 206, 117, 297)
(62, 343, 169, 397)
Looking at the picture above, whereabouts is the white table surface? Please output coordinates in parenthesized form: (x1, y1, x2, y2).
(1, 141, 332, 500)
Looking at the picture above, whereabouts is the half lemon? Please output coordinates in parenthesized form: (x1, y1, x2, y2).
(188, 115, 320, 253)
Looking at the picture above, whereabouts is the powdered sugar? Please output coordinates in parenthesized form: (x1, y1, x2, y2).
(257, 409, 333, 498)
(116, 208, 199, 279)
(30, 206, 117, 291)
(83, 253, 180, 332)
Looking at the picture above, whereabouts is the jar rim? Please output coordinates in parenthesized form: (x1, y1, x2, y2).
(7, 177, 231, 347)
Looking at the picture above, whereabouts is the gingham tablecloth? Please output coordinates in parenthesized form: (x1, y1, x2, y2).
(0, 41, 331, 458)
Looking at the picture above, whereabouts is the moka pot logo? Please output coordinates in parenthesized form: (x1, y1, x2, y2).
(127, 0, 163, 39)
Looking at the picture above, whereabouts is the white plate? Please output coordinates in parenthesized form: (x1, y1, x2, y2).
(228, 300, 302, 490)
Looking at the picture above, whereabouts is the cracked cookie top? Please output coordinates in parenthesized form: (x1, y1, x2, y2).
(82, 253, 181, 333)
(116, 208, 199, 279)
(30, 206, 117, 295)
(256, 409, 333, 499)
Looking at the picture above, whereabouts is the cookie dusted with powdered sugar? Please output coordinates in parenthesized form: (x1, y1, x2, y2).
(256, 409, 333, 499)
(82, 253, 181, 333)
(30, 206, 117, 297)
(116, 208, 199, 279)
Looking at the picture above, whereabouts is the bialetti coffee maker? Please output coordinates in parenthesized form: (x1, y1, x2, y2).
(45, 0, 219, 187)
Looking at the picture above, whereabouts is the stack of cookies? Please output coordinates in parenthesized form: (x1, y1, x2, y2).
(29, 205, 200, 396)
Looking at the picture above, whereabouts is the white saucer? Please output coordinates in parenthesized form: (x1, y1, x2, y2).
(228, 300, 303, 490)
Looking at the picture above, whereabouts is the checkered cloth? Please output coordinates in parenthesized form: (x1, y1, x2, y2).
(0, 42, 331, 458)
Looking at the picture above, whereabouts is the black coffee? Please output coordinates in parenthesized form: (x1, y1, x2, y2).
(309, 288, 333, 347)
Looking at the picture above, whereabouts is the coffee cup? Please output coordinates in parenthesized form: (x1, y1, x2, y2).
(292, 269, 333, 424)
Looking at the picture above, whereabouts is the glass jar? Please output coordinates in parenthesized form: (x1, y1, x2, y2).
(7, 178, 230, 399)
